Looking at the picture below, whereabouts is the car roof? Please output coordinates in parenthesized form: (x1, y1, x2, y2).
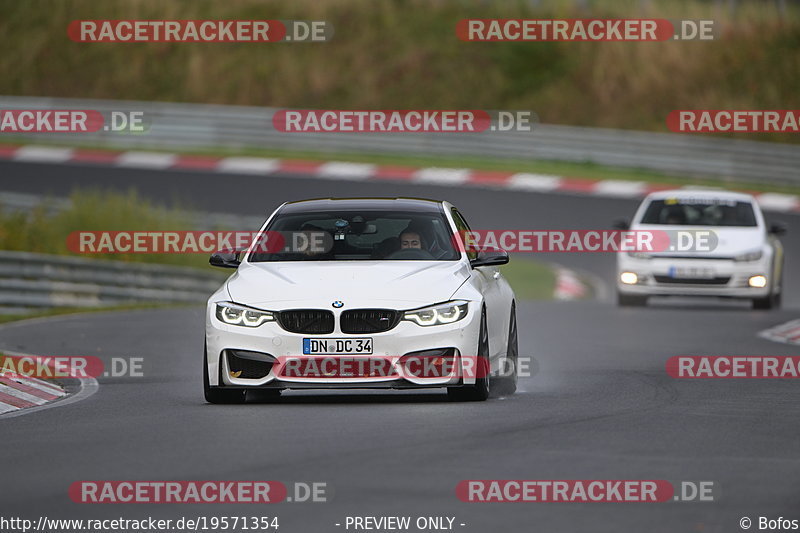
(280, 197, 446, 214)
(644, 189, 756, 202)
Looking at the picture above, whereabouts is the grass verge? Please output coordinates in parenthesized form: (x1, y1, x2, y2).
(0, 188, 213, 268)
(499, 257, 557, 301)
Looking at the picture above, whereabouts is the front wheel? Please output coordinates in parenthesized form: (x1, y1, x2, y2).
(204, 346, 246, 404)
(448, 310, 490, 402)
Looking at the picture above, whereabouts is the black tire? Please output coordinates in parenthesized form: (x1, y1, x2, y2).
(493, 304, 518, 396)
(618, 292, 647, 307)
(204, 346, 246, 404)
(753, 260, 783, 310)
(773, 271, 783, 309)
(752, 292, 779, 310)
(448, 310, 490, 402)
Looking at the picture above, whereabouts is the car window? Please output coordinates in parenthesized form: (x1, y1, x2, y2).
(639, 199, 757, 227)
(249, 209, 460, 261)
(451, 208, 477, 261)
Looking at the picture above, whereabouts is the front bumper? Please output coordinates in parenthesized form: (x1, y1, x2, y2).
(616, 255, 771, 298)
(205, 303, 481, 389)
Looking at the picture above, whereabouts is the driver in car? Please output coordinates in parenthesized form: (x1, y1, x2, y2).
(399, 231, 423, 250)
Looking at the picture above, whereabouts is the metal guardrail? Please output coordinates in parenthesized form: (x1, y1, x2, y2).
(1, 95, 799, 185)
(0, 251, 224, 313)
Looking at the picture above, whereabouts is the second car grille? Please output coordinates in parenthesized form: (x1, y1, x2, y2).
(340, 309, 401, 334)
(653, 275, 731, 285)
(277, 309, 335, 334)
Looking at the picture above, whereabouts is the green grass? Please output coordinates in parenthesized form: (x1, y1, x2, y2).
(500, 256, 558, 301)
(0, 188, 217, 268)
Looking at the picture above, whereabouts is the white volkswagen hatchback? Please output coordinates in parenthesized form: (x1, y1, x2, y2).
(616, 190, 786, 309)
(204, 198, 517, 403)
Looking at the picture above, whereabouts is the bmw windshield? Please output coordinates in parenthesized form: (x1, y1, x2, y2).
(248, 209, 460, 261)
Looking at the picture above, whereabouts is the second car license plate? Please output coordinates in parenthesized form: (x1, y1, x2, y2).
(668, 266, 715, 279)
(303, 338, 373, 355)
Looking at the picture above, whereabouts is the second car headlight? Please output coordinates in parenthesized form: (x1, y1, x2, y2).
(403, 301, 469, 327)
(215, 302, 275, 327)
(734, 250, 763, 262)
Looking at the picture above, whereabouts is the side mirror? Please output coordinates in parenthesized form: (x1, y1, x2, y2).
(612, 218, 630, 230)
(209, 252, 240, 268)
(769, 222, 787, 236)
(470, 249, 509, 268)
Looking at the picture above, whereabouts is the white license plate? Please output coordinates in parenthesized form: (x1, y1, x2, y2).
(669, 266, 715, 279)
(303, 338, 373, 355)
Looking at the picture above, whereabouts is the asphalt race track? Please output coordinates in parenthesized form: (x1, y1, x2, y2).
(1, 160, 799, 532)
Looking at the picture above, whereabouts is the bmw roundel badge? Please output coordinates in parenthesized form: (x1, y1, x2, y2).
(332, 301, 344, 308)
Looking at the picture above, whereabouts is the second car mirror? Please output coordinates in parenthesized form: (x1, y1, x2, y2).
(612, 218, 630, 230)
(769, 222, 788, 235)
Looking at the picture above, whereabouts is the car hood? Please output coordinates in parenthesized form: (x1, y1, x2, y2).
(634, 225, 765, 257)
(226, 260, 471, 308)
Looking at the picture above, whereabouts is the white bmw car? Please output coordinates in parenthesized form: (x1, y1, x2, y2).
(616, 190, 786, 309)
(204, 198, 517, 403)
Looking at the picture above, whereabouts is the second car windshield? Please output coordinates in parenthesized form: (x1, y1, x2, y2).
(639, 199, 758, 227)
(248, 210, 460, 261)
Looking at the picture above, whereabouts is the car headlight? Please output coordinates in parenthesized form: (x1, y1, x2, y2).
(215, 302, 275, 327)
(403, 301, 469, 327)
(734, 250, 763, 262)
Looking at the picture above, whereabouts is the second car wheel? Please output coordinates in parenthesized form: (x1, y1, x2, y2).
(618, 293, 648, 307)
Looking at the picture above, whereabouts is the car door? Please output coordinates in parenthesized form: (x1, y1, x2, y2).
(451, 207, 507, 359)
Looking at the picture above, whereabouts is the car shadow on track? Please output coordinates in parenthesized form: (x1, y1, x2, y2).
(639, 297, 756, 311)
(245, 390, 452, 404)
